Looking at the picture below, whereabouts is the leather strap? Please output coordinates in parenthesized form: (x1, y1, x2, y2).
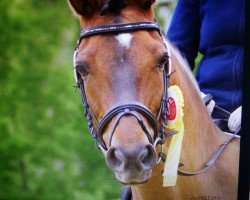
(99, 102, 158, 137)
(177, 126, 240, 176)
(202, 94, 231, 119)
(79, 21, 161, 43)
(202, 94, 213, 106)
(213, 106, 231, 119)
(107, 109, 155, 146)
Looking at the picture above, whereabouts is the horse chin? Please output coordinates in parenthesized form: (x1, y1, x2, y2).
(114, 170, 152, 185)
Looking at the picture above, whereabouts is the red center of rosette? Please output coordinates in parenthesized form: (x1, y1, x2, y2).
(167, 97, 177, 121)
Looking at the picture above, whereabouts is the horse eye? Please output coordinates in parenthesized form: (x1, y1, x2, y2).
(157, 54, 169, 71)
(75, 61, 89, 77)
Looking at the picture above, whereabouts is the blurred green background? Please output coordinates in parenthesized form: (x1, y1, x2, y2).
(0, 1, 122, 199)
(0, 1, 201, 199)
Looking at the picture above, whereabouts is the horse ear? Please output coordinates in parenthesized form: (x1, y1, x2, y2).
(68, 0, 102, 17)
(68, 0, 84, 15)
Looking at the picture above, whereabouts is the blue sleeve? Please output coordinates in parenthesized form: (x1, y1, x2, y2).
(167, 0, 200, 69)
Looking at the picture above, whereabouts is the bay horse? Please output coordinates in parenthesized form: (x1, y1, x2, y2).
(68, 0, 240, 199)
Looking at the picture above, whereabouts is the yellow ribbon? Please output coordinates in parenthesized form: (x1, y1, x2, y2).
(163, 85, 184, 187)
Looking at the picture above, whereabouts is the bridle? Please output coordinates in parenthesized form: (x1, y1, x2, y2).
(72, 21, 240, 178)
(73, 21, 175, 158)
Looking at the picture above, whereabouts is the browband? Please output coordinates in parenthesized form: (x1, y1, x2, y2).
(78, 21, 162, 44)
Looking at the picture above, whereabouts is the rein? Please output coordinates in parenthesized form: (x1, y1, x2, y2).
(73, 21, 174, 156)
(175, 95, 240, 176)
(177, 126, 240, 176)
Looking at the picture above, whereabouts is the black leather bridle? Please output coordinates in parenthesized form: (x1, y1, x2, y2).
(73, 21, 175, 154)
(72, 21, 239, 179)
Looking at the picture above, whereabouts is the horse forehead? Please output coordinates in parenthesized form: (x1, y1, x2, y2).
(115, 33, 133, 49)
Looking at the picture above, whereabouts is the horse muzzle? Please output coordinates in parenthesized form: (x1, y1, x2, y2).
(106, 143, 157, 184)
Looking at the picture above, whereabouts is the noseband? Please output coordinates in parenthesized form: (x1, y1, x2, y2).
(73, 21, 172, 152)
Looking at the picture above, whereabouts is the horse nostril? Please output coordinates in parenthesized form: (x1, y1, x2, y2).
(138, 144, 157, 170)
(106, 148, 125, 172)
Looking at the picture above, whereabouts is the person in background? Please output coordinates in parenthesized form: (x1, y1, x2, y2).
(167, 0, 245, 132)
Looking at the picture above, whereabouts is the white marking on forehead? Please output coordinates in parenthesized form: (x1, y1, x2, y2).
(115, 33, 133, 49)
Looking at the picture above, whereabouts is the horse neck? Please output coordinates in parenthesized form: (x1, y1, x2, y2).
(166, 42, 226, 166)
(131, 43, 239, 200)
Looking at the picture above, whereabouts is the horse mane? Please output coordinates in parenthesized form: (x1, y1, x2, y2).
(69, 0, 155, 17)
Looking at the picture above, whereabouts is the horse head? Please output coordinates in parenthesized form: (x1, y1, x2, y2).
(69, 0, 170, 185)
